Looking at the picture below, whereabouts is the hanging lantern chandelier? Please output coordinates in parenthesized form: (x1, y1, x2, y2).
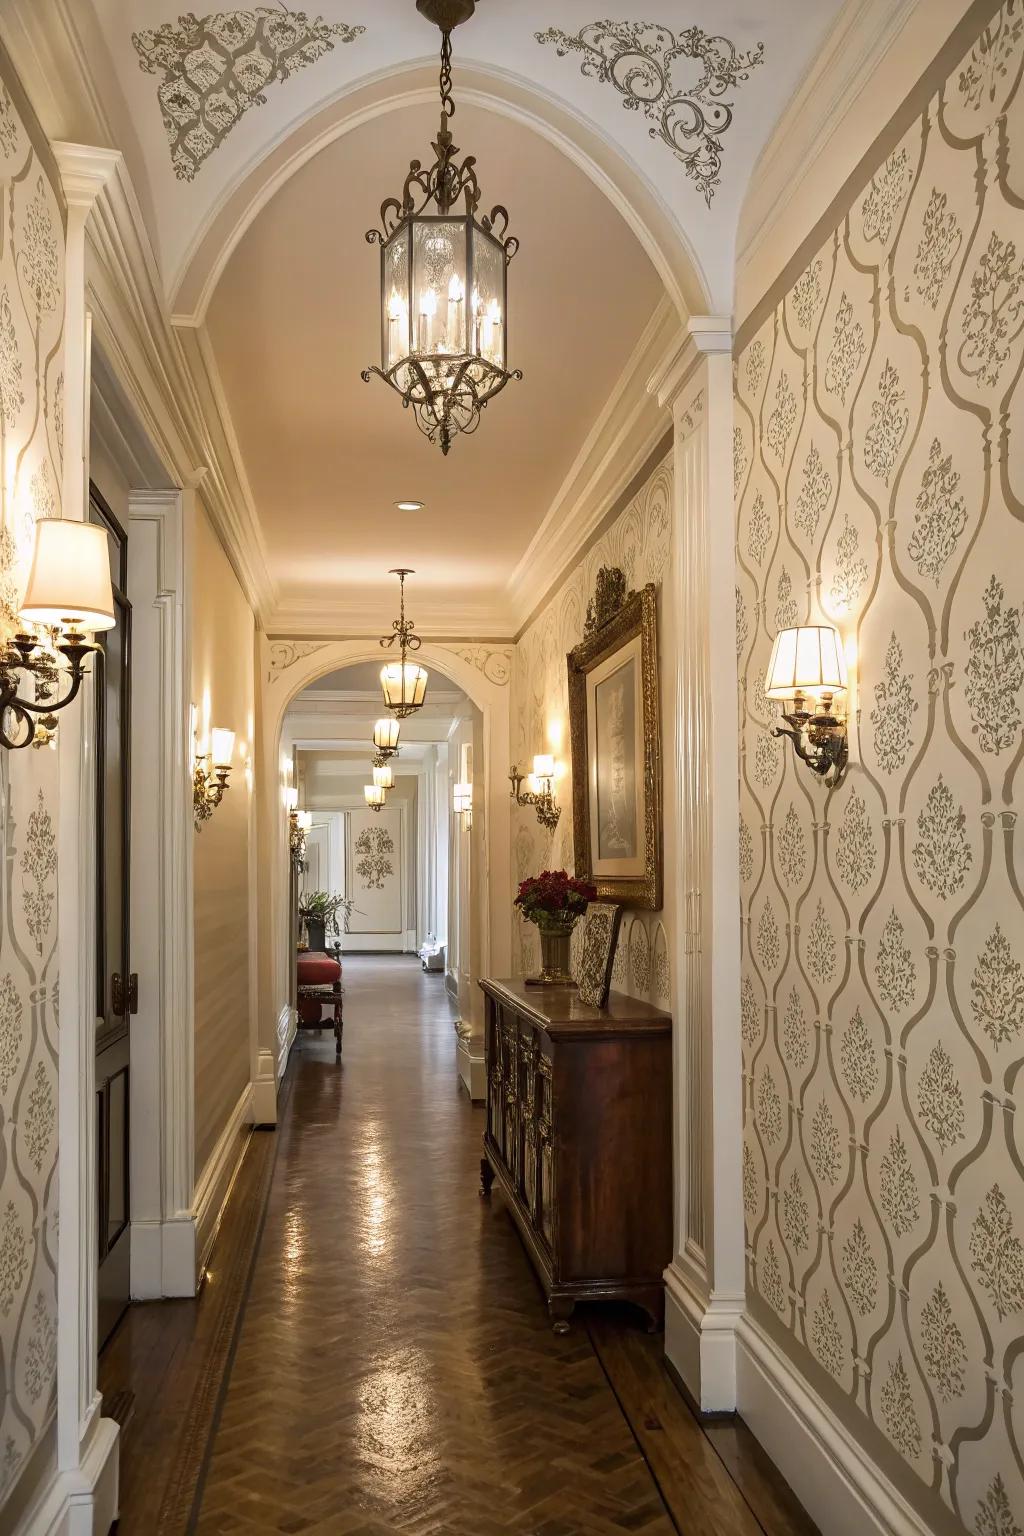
(380, 568, 429, 717)
(361, 0, 521, 455)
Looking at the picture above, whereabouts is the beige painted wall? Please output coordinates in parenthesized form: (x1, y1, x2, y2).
(509, 453, 674, 1008)
(192, 500, 255, 1172)
(734, 5, 1023, 1530)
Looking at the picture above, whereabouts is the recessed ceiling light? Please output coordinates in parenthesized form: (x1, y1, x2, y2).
(395, 499, 424, 512)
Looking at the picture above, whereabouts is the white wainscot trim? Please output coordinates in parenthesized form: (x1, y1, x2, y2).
(8, 1405, 119, 1536)
(736, 1313, 937, 1536)
(145, 1083, 253, 1298)
(664, 1260, 744, 1413)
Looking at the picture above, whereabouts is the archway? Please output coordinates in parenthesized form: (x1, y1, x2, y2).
(253, 636, 512, 1121)
(170, 61, 713, 324)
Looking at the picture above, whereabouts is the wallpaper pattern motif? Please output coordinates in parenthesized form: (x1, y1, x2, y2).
(0, 77, 64, 1504)
(511, 455, 673, 1006)
(734, 7, 1024, 1529)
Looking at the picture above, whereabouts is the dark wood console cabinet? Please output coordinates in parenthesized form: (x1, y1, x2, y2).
(479, 978, 672, 1333)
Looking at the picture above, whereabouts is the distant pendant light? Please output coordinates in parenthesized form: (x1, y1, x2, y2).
(379, 568, 428, 718)
(360, 0, 521, 454)
(373, 717, 401, 755)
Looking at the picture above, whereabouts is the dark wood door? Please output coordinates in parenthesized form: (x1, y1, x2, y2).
(91, 485, 133, 1349)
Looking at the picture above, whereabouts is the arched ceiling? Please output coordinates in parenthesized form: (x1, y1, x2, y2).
(205, 100, 664, 625)
(1, 0, 851, 632)
(34, 0, 847, 313)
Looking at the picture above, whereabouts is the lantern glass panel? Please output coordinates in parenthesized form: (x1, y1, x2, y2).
(383, 224, 412, 371)
(411, 220, 467, 357)
(471, 228, 506, 371)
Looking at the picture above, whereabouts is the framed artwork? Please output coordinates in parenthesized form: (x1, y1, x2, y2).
(567, 570, 662, 909)
(575, 902, 623, 1008)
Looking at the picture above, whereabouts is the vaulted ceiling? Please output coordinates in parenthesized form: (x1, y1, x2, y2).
(1, 0, 849, 630)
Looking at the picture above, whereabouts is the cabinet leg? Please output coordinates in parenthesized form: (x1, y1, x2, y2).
(548, 1297, 575, 1335)
(479, 1157, 494, 1197)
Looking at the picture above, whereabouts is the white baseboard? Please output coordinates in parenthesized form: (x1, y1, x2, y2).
(9, 1402, 119, 1536)
(276, 1004, 296, 1084)
(146, 1084, 253, 1298)
(455, 1034, 486, 1101)
(664, 1261, 743, 1413)
(193, 1084, 253, 1281)
(253, 1044, 278, 1126)
(736, 1313, 936, 1536)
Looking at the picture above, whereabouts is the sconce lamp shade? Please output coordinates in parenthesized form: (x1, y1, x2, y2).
(296, 810, 313, 831)
(20, 519, 116, 631)
(373, 717, 401, 752)
(532, 754, 555, 784)
(380, 661, 428, 713)
(765, 626, 847, 701)
(285, 786, 299, 812)
(453, 782, 473, 814)
(364, 784, 387, 808)
(373, 762, 394, 790)
(210, 727, 235, 767)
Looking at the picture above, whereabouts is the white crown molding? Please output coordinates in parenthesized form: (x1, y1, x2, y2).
(51, 140, 120, 207)
(72, 152, 278, 622)
(267, 594, 516, 639)
(734, 0, 950, 328)
(506, 295, 676, 633)
(647, 314, 732, 411)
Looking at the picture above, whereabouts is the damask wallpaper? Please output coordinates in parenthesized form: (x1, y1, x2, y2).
(734, 5, 1024, 1531)
(510, 453, 674, 1008)
(0, 66, 65, 1506)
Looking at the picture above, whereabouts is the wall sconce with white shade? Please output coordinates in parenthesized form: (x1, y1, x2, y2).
(364, 784, 387, 813)
(0, 517, 116, 751)
(373, 760, 394, 790)
(510, 753, 561, 830)
(765, 625, 848, 785)
(453, 781, 473, 830)
(193, 727, 235, 828)
(373, 717, 401, 757)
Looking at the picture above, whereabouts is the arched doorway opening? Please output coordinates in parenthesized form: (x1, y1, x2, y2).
(254, 639, 512, 1119)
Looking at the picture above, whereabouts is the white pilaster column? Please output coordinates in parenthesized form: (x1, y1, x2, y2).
(53, 141, 121, 1531)
(648, 316, 745, 1412)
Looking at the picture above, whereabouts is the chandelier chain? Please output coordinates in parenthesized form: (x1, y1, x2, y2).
(439, 30, 455, 118)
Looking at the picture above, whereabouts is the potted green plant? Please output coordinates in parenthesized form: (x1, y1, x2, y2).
(298, 891, 358, 954)
(514, 869, 596, 984)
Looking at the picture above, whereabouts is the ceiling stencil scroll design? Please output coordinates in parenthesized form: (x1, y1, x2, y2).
(131, 10, 365, 182)
(535, 21, 764, 205)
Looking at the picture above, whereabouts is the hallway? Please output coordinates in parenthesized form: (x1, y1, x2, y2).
(103, 957, 812, 1536)
(195, 956, 676, 1534)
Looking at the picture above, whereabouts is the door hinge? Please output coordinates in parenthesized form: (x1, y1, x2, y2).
(112, 973, 139, 1017)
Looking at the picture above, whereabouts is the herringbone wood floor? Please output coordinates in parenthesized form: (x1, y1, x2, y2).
(194, 958, 677, 1535)
(105, 956, 816, 1535)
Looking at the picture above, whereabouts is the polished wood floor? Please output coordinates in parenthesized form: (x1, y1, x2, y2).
(103, 956, 816, 1535)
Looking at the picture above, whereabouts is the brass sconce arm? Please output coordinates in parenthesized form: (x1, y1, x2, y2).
(509, 763, 561, 830)
(772, 697, 848, 786)
(0, 630, 98, 751)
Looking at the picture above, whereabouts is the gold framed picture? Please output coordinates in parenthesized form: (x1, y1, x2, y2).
(567, 573, 662, 909)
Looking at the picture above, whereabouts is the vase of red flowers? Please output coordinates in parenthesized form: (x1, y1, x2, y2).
(514, 869, 597, 984)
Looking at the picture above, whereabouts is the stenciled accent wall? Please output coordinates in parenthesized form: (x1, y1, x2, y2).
(510, 452, 674, 1007)
(734, 4, 1024, 1531)
(0, 65, 65, 1504)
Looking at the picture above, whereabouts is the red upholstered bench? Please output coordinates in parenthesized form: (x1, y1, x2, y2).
(296, 952, 344, 1055)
